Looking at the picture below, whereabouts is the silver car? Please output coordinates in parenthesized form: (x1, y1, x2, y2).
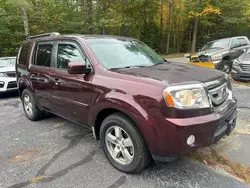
(0, 57, 18, 93)
(232, 48, 250, 81)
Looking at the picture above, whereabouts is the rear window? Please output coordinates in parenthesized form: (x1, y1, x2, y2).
(35, 44, 53, 67)
(18, 44, 30, 65)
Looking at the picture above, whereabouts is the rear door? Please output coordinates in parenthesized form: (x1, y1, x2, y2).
(29, 42, 55, 110)
(50, 40, 93, 125)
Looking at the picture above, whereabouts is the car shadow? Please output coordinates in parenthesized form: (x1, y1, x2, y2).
(0, 90, 19, 100)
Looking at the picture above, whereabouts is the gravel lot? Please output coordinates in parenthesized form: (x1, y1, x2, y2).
(0, 88, 250, 188)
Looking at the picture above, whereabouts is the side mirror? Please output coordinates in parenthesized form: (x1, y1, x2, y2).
(68, 62, 90, 74)
(184, 54, 191, 58)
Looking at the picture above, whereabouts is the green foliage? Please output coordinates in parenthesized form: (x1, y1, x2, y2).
(0, 0, 250, 57)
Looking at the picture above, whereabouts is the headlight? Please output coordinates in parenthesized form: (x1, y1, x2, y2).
(0, 73, 6, 77)
(233, 59, 240, 68)
(163, 84, 210, 109)
(211, 55, 222, 61)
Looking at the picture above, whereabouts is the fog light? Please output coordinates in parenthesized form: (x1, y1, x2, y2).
(187, 135, 195, 146)
(0, 81, 4, 88)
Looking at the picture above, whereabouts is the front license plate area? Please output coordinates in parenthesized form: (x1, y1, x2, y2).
(212, 111, 237, 144)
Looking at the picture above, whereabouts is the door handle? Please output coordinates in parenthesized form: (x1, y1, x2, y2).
(54, 78, 61, 85)
(30, 74, 37, 79)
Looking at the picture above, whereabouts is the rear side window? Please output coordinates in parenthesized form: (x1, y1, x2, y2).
(239, 38, 248, 46)
(19, 44, 30, 65)
(35, 44, 53, 67)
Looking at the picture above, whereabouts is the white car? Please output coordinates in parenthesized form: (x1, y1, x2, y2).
(0, 57, 18, 93)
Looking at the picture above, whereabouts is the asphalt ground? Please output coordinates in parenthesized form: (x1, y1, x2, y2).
(0, 86, 250, 188)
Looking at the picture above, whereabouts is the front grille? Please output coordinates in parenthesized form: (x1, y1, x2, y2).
(7, 81, 17, 89)
(240, 64, 250, 72)
(199, 55, 211, 62)
(5, 72, 16, 77)
(205, 77, 230, 108)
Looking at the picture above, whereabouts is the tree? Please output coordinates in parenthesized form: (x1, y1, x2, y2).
(0, 0, 250, 57)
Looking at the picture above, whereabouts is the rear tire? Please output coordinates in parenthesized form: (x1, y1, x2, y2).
(21, 89, 44, 121)
(100, 113, 151, 174)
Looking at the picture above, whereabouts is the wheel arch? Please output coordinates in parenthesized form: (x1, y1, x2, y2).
(18, 78, 34, 97)
(90, 98, 149, 142)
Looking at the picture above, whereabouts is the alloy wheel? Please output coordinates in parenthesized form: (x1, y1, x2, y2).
(23, 94, 33, 116)
(105, 125, 134, 165)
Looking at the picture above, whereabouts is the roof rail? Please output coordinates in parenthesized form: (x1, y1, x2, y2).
(29, 32, 60, 39)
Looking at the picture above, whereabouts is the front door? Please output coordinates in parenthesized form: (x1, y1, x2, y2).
(50, 41, 93, 125)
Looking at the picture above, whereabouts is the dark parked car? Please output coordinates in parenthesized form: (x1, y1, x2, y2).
(16, 33, 237, 173)
(232, 48, 250, 81)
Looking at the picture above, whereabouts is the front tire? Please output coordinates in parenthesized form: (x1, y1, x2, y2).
(100, 113, 151, 173)
(220, 60, 232, 74)
(21, 89, 44, 121)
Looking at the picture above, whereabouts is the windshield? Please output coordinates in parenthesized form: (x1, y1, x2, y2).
(86, 38, 165, 69)
(0, 58, 16, 68)
(201, 38, 231, 51)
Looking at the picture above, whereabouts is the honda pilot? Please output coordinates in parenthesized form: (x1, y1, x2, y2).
(16, 33, 237, 173)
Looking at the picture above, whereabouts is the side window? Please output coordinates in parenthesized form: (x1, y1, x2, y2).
(19, 44, 30, 65)
(239, 38, 248, 46)
(57, 43, 85, 69)
(231, 39, 241, 48)
(35, 44, 53, 67)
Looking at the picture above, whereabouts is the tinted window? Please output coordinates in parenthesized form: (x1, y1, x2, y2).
(35, 44, 53, 67)
(57, 43, 85, 69)
(19, 45, 30, 65)
(239, 38, 248, 46)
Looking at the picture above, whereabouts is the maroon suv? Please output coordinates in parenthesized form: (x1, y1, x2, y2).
(16, 33, 237, 173)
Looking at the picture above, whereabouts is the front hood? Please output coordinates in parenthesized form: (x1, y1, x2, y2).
(113, 62, 224, 85)
(196, 48, 227, 57)
(239, 53, 250, 64)
(0, 66, 15, 73)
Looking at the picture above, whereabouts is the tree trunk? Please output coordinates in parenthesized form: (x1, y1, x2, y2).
(87, 0, 94, 34)
(159, 0, 163, 52)
(166, 2, 173, 54)
(191, 17, 198, 53)
(173, 14, 176, 50)
(121, 0, 127, 36)
(189, 25, 192, 51)
(20, 6, 29, 38)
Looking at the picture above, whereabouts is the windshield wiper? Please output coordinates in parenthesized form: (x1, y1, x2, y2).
(110, 65, 147, 70)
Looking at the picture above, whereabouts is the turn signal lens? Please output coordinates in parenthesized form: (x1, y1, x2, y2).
(164, 92, 174, 107)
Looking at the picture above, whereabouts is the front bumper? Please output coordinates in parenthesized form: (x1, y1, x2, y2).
(0, 77, 18, 93)
(144, 99, 237, 162)
(231, 66, 250, 81)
